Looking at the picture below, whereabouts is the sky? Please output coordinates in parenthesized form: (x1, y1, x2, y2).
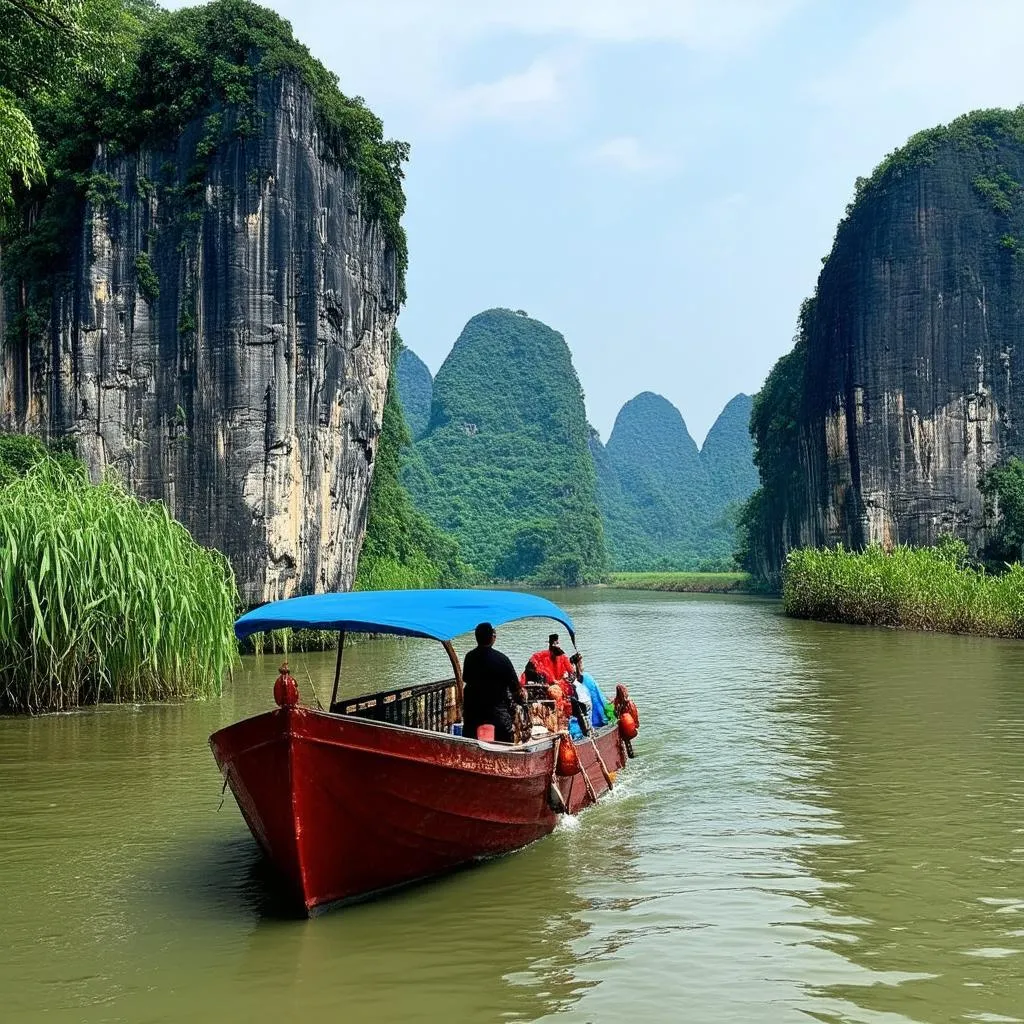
(175, 0, 1024, 443)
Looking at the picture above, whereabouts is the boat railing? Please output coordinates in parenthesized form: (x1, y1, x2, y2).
(332, 678, 460, 733)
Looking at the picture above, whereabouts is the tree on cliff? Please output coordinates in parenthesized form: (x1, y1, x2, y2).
(403, 309, 608, 586)
(980, 458, 1024, 565)
(0, 0, 152, 213)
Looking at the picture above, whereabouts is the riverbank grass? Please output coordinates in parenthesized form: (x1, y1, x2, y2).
(0, 462, 237, 713)
(609, 571, 752, 594)
(783, 542, 1024, 638)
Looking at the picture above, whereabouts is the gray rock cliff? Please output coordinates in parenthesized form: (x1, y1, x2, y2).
(1, 72, 400, 603)
(751, 110, 1024, 573)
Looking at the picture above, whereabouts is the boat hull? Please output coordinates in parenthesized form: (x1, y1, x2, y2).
(210, 708, 626, 914)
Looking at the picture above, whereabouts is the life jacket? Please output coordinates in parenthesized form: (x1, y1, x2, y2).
(531, 649, 574, 688)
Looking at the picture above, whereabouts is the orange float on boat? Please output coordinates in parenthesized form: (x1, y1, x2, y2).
(556, 736, 582, 776)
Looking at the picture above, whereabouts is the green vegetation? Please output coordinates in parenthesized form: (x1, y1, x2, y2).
(973, 171, 1021, 215)
(0, 432, 78, 486)
(0, 446, 237, 712)
(602, 392, 705, 568)
(594, 392, 756, 571)
(701, 394, 758, 506)
(783, 539, 1024, 638)
(355, 333, 469, 592)
(980, 457, 1024, 564)
(396, 347, 432, 439)
(404, 309, 607, 586)
(842, 107, 1024, 231)
(609, 571, 752, 594)
(0, 0, 149, 213)
(736, 297, 812, 579)
(134, 249, 159, 301)
(3, 0, 408, 344)
(999, 234, 1024, 259)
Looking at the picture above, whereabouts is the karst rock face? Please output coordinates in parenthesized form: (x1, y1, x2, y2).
(0, 72, 400, 603)
(786, 117, 1024, 564)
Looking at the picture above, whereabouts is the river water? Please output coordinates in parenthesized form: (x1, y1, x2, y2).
(2, 589, 1024, 1023)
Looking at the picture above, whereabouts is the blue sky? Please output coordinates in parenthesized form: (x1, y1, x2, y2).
(174, 1, 1024, 442)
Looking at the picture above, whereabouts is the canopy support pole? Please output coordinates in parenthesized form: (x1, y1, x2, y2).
(442, 640, 464, 719)
(330, 630, 346, 711)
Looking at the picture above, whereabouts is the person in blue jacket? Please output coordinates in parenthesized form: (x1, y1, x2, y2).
(570, 652, 611, 728)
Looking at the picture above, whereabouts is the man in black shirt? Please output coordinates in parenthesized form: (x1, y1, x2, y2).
(461, 621, 525, 742)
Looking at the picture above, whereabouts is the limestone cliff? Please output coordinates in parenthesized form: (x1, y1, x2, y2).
(750, 109, 1024, 574)
(0, 3, 404, 603)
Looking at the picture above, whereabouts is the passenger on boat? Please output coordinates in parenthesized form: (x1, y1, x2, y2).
(570, 652, 611, 728)
(462, 622, 526, 742)
(529, 634, 575, 690)
(520, 659, 550, 699)
(533, 635, 592, 737)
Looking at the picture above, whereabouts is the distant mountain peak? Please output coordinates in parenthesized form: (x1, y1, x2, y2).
(596, 390, 757, 570)
(396, 347, 432, 439)
(403, 309, 607, 584)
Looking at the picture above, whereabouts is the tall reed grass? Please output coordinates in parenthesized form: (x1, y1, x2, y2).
(783, 541, 1024, 638)
(0, 461, 238, 712)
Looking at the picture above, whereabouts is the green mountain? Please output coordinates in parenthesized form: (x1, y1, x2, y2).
(356, 334, 468, 590)
(700, 393, 757, 506)
(396, 348, 432, 439)
(595, 391, 757, 570)
(404, 309, 607, 585)
(602, 392, 707, 567)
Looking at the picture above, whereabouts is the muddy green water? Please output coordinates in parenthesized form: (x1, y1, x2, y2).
(2, 590, 1024, 1023)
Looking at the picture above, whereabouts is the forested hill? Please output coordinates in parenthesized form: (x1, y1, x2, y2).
(700, 393, 757, 505)
(402, 309, 607, 585)
(397, 348, 432, 439)
(594, 391, 757, 570)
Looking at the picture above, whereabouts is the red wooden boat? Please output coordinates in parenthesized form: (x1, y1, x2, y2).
(210, 590, 638, 916)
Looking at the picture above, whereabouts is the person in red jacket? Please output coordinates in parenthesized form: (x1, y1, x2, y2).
(530, 634, 591, 735)
(530, 633, 575, 691)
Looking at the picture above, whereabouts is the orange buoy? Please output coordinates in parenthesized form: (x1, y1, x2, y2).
(556, 737, 582, 776)
(618, 710, 638, 741)
(273, 662, 299, 708)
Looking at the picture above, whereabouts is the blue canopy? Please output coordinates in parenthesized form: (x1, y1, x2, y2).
(234, 589, 576, 644)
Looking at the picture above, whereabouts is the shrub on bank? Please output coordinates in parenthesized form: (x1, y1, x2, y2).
(783, 540, 1024, 638)
(609, 572, 752, 594)
(0, 461, 237, 713)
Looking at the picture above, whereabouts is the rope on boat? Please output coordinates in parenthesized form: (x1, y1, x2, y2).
(589, 734, 615, 790)
(301, 663, 325, 710)
(548, 735, 568, 813)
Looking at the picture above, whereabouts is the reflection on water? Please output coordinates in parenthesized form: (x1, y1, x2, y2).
(1, 589, 1022, 1022)
(783, 621, 1024, 1023)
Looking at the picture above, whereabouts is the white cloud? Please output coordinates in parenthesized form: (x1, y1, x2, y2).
(163, 0, 804, 134)
(432, 51, 579, 129)
(589, 136, 670, 173)
(814, 0, 1024, 112)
